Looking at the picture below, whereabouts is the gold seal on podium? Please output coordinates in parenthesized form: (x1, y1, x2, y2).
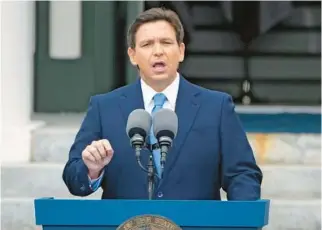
(117, 215, 182, 230)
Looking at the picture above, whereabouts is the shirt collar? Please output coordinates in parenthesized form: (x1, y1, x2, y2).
(140, 73, 180, 108)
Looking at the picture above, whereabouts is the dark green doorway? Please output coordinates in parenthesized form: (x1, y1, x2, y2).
(34, 1, 119, 112)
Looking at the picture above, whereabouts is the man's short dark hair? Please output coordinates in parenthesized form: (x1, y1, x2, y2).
(127, 7, 185, 48)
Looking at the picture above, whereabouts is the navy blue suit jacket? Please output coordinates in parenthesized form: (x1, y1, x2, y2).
(62, 76, 262, 200)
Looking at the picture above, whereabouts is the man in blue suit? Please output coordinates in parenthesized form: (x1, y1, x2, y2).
(62, 7, 262, 200)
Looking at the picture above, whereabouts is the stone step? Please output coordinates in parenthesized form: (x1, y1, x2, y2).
(1, 198, 320, 230)
(1, 163, 320, 199)
(31, 125, 321, 165)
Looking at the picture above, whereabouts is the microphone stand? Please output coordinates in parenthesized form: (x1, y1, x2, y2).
(147, 154, 154, 200)
(135, 146, 155, 200)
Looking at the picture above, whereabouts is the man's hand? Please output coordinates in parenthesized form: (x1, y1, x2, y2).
(82, 139, 114, 179)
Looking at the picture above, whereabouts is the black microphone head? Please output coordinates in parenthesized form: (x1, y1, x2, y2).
(152, 108, 178, 140)
(126, 109, 152, 139)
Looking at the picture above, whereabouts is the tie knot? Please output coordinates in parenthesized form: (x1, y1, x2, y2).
(153, 93, 167, 107)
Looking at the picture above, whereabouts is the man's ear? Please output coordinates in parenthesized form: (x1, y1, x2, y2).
(127, 47, 137, 66)
(179, 42, 185, 62)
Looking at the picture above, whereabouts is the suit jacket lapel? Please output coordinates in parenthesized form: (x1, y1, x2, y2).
(160, 76, 202, 185)
(119, 78, 145, 122)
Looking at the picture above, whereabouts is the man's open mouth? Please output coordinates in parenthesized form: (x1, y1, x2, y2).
(152, 61, 167, 73)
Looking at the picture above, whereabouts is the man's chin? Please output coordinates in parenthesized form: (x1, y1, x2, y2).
(151, 72, 169, 80)
(141, 71, 176, 85)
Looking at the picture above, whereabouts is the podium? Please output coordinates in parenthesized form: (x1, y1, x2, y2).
(34, 198, 270, 230)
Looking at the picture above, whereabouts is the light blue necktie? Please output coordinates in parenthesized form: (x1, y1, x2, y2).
(150, 93, 167, 178)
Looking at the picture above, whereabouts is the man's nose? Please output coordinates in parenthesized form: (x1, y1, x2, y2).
(152, 43, 164, 56)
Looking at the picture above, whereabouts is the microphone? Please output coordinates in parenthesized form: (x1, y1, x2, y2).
(126, 109, 152, 158)
(152, 108, 178, 177)
(126, 109, 156, 200)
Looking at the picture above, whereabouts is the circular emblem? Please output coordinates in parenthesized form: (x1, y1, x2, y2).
(117, 215, 182, 230)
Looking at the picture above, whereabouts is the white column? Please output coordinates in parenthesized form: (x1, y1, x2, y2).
(1, 1, 35, 163)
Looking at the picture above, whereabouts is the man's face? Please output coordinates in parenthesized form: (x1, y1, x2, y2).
(128, 20, 185, 86)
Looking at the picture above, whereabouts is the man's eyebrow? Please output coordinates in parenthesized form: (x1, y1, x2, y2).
(138, 38, 175, 46)
(138, 39, 153, 45)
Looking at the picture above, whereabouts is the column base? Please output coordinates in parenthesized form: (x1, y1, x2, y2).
(1, 121, 44, 163)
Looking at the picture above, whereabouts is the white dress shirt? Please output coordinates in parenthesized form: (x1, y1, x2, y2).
(140, 73, 180, 113)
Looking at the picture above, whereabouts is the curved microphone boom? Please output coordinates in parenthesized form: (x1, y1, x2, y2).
(126, 109, 152, 173)
(152, 108, 178, 178)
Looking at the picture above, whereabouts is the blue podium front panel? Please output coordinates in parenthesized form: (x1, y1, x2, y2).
(34, 198, 270, 230)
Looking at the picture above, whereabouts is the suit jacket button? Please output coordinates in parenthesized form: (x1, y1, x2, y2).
(157, 192, 163, 198)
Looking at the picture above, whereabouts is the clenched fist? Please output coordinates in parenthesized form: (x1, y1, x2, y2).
(82, 139, 114, 179)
